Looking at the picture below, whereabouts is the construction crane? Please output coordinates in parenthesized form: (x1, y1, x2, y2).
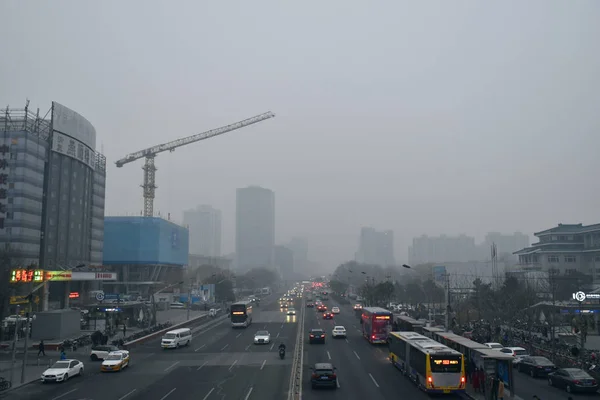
(116, 111, 276, 217)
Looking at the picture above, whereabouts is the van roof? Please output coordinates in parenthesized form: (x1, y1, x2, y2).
(165, 328, 191, 334)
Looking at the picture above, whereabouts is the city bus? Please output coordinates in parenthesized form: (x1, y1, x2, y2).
(361, 307, 393, 344)
(388, 331, 466, 395)
(230, 300, 253, 328)
(395, 315, 426, 333)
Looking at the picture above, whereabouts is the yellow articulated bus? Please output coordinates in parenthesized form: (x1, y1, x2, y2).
(388, 331, 466, 395)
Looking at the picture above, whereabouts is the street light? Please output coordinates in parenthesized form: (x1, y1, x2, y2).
(150, 281, 184, 326)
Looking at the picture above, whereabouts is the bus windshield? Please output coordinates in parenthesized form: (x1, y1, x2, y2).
(430, 356, 462, 373)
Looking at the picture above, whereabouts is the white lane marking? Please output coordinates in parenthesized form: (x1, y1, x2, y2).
(197, 360, 208, 370)
(202, 388, 214, 400)
(263, 325, 267, 329)
(345, 338, 349, 344)
(336, 378, 341, 388)
(244, 386, 253, 400)
(260, 359, 266, 370)
(276, 332, 280, 339)
(160, 388, 177, 400)
(221, 344, 229, 351)
(327, 351, 331, 360)
(164, 361, 180, 372)
(369, 373, 380, 388)
(353, 351, 361, 360)
(229, 360, 238, 371)
(269, 343, 274, 351)
(236, 332, 242, 338)
(192, 319, 228, 339)
(245, 344, 251, 351)
(140, 352, 155, 360)
(195, 344, 206, 352)
(52, 389, 78, 400)
(118, 389, 137, 400)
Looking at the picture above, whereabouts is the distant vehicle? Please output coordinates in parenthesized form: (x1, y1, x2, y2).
(254, 330, 271, 344)
(499, 347, 528, 363)
(230, 300, 254, 328)
(161, 328, 192, 349)
(306, 302, 315, 308)
(483, 342, 503, 350)
(353, 304, 363, 310)
(169, 302, 185, 309)
(287, 308, 296, 316)
(332, 326, 346, 338)
(331, 307, 340, 314)
(548, 368, 599, 393)
(317, 305, 327, 312)
(310, 363, 337, 389)
(517, 356, 556, 377)
(323, 312, 333, 320)
(280, 303, 288, 309)
(361, 307, 393, 344)
(261, 287, 271, 295)
(309, 329, 326, 344)
(101, 351, 130, 372)
(41, 359, 84, 383)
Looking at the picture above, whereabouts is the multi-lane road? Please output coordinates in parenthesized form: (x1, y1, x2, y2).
(3, 294, 297, 400)
(6, 291, 594, 400)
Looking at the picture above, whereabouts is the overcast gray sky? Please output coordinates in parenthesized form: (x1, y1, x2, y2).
(2, 0, 599, 269)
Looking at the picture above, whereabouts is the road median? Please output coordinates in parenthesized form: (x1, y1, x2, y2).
(123, 312, 211, 349)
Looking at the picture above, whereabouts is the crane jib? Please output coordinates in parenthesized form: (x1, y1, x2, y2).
(114, 111, 275, 217)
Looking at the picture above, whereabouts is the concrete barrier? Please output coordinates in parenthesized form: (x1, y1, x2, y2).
(123, 313, 212, 349)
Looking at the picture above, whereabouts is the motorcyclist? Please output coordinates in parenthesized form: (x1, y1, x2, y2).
(278, 343, 286, 352)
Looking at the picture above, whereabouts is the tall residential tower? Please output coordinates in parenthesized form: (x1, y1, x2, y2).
(183, 205, 222, 257)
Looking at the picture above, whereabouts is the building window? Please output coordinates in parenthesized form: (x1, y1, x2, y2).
(548, 255, 560, 263)
(551, 235, 558, 241)
(596, 256, 600, 263)
(564, 255, 576, 263)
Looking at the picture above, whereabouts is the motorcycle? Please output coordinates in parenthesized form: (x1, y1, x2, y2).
(279, 347, 285, 359)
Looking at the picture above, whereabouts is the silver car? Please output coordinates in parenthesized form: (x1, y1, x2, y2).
(254, 330, 271, 344)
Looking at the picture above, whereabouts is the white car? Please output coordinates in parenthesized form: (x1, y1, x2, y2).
(90, 345, 120, 361)
(499, 347, 529, 363)
(41, 359, 84, 383)
(331, 307, 340, 314)
(287, 308, 296, 315)
(101, 350, 130, 372)
(484, 342, 503, 350)
(254, 330, 271, 344)
(332, 326, 347, 338)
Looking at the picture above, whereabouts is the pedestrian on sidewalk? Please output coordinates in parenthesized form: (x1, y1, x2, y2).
(123, 324, 127, 338)
(497, 379, 504, 400)
(472, 368, 481, 392)
(37, 340, 45, 357)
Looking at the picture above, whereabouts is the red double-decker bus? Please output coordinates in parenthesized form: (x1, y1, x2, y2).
(361, 307, 393, 344)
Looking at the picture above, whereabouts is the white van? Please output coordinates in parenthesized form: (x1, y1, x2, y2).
(161, 328, 192, 349)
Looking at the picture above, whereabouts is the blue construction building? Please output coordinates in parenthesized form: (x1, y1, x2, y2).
(102, 216, 189, 296)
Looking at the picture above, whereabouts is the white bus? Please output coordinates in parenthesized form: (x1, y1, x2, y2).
(388, 331, 466, 395)
(230, 300, 253, 328)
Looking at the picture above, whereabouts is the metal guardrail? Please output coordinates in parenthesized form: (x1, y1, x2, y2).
(288, 298, 305, 400)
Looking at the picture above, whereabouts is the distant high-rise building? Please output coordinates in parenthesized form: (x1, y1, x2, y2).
(235, 186, 275, 272)
(183, 205, 222, 257)
(274, 245, 294, 280)
(288, 237, 308, 270)
(355, 228, 395, 267)
(482, 232, 530, 259)
(409, 234, 477, 265)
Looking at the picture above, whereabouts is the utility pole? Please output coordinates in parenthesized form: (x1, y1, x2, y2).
(444, 273, 450, 331)
(186, 283, 192, 321)
(20, 311, 30, 384)
(549, 269, 557, 363)
(8, 316, 20, 386)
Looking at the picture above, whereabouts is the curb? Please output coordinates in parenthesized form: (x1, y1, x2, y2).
(0, 375, 41, 395)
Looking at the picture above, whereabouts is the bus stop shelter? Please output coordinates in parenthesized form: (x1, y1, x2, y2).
(471, 348, 516, 399)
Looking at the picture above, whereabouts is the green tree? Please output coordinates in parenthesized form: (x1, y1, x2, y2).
(204, 274, 236, 302)
(373, 281, 395, 306)
(242, 267, 279, 289)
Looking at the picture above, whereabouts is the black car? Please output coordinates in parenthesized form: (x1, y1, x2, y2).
(309, 328, 326, 344)
(548, 368, 599, 393)
(306, 302, 314, 308)
(310, 363, 337, 389)
(323, 312, 333, 320)
(517, 356, 556, 377)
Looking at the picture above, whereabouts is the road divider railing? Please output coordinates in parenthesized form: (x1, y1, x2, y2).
(123, 311, 215, 349)
(288, 297, 305, 400)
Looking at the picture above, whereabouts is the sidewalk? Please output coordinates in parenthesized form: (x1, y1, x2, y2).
(463, 384, 524, 400)
(0, 360, 47, 391)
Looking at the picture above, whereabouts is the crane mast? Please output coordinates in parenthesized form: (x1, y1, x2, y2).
(116, 112, 275, 217)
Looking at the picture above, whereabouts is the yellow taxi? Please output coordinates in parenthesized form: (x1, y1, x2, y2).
(100, 350, 130, 372)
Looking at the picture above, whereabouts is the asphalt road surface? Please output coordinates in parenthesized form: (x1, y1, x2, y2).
(301, 297, 464, 400)
(3, 293, 298, 400)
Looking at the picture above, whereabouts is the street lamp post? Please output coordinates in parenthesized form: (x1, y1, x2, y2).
(151, 281, 184, 326)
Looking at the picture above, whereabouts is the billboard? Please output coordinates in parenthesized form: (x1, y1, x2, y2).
(103, 217, 189, 266)
(52, 102, 96, 150)
(51, 131, 96, 170)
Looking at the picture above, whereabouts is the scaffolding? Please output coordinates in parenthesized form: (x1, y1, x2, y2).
(0, 102, 52, 140)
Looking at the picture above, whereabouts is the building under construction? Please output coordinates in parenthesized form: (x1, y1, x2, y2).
(0, 101, 107, 307)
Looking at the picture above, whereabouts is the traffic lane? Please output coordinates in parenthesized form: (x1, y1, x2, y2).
(306, 307, 461, 400)
(198, 319, 299, 354)
(130, 366, 252, 400)
(513, 369, 600, 400)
